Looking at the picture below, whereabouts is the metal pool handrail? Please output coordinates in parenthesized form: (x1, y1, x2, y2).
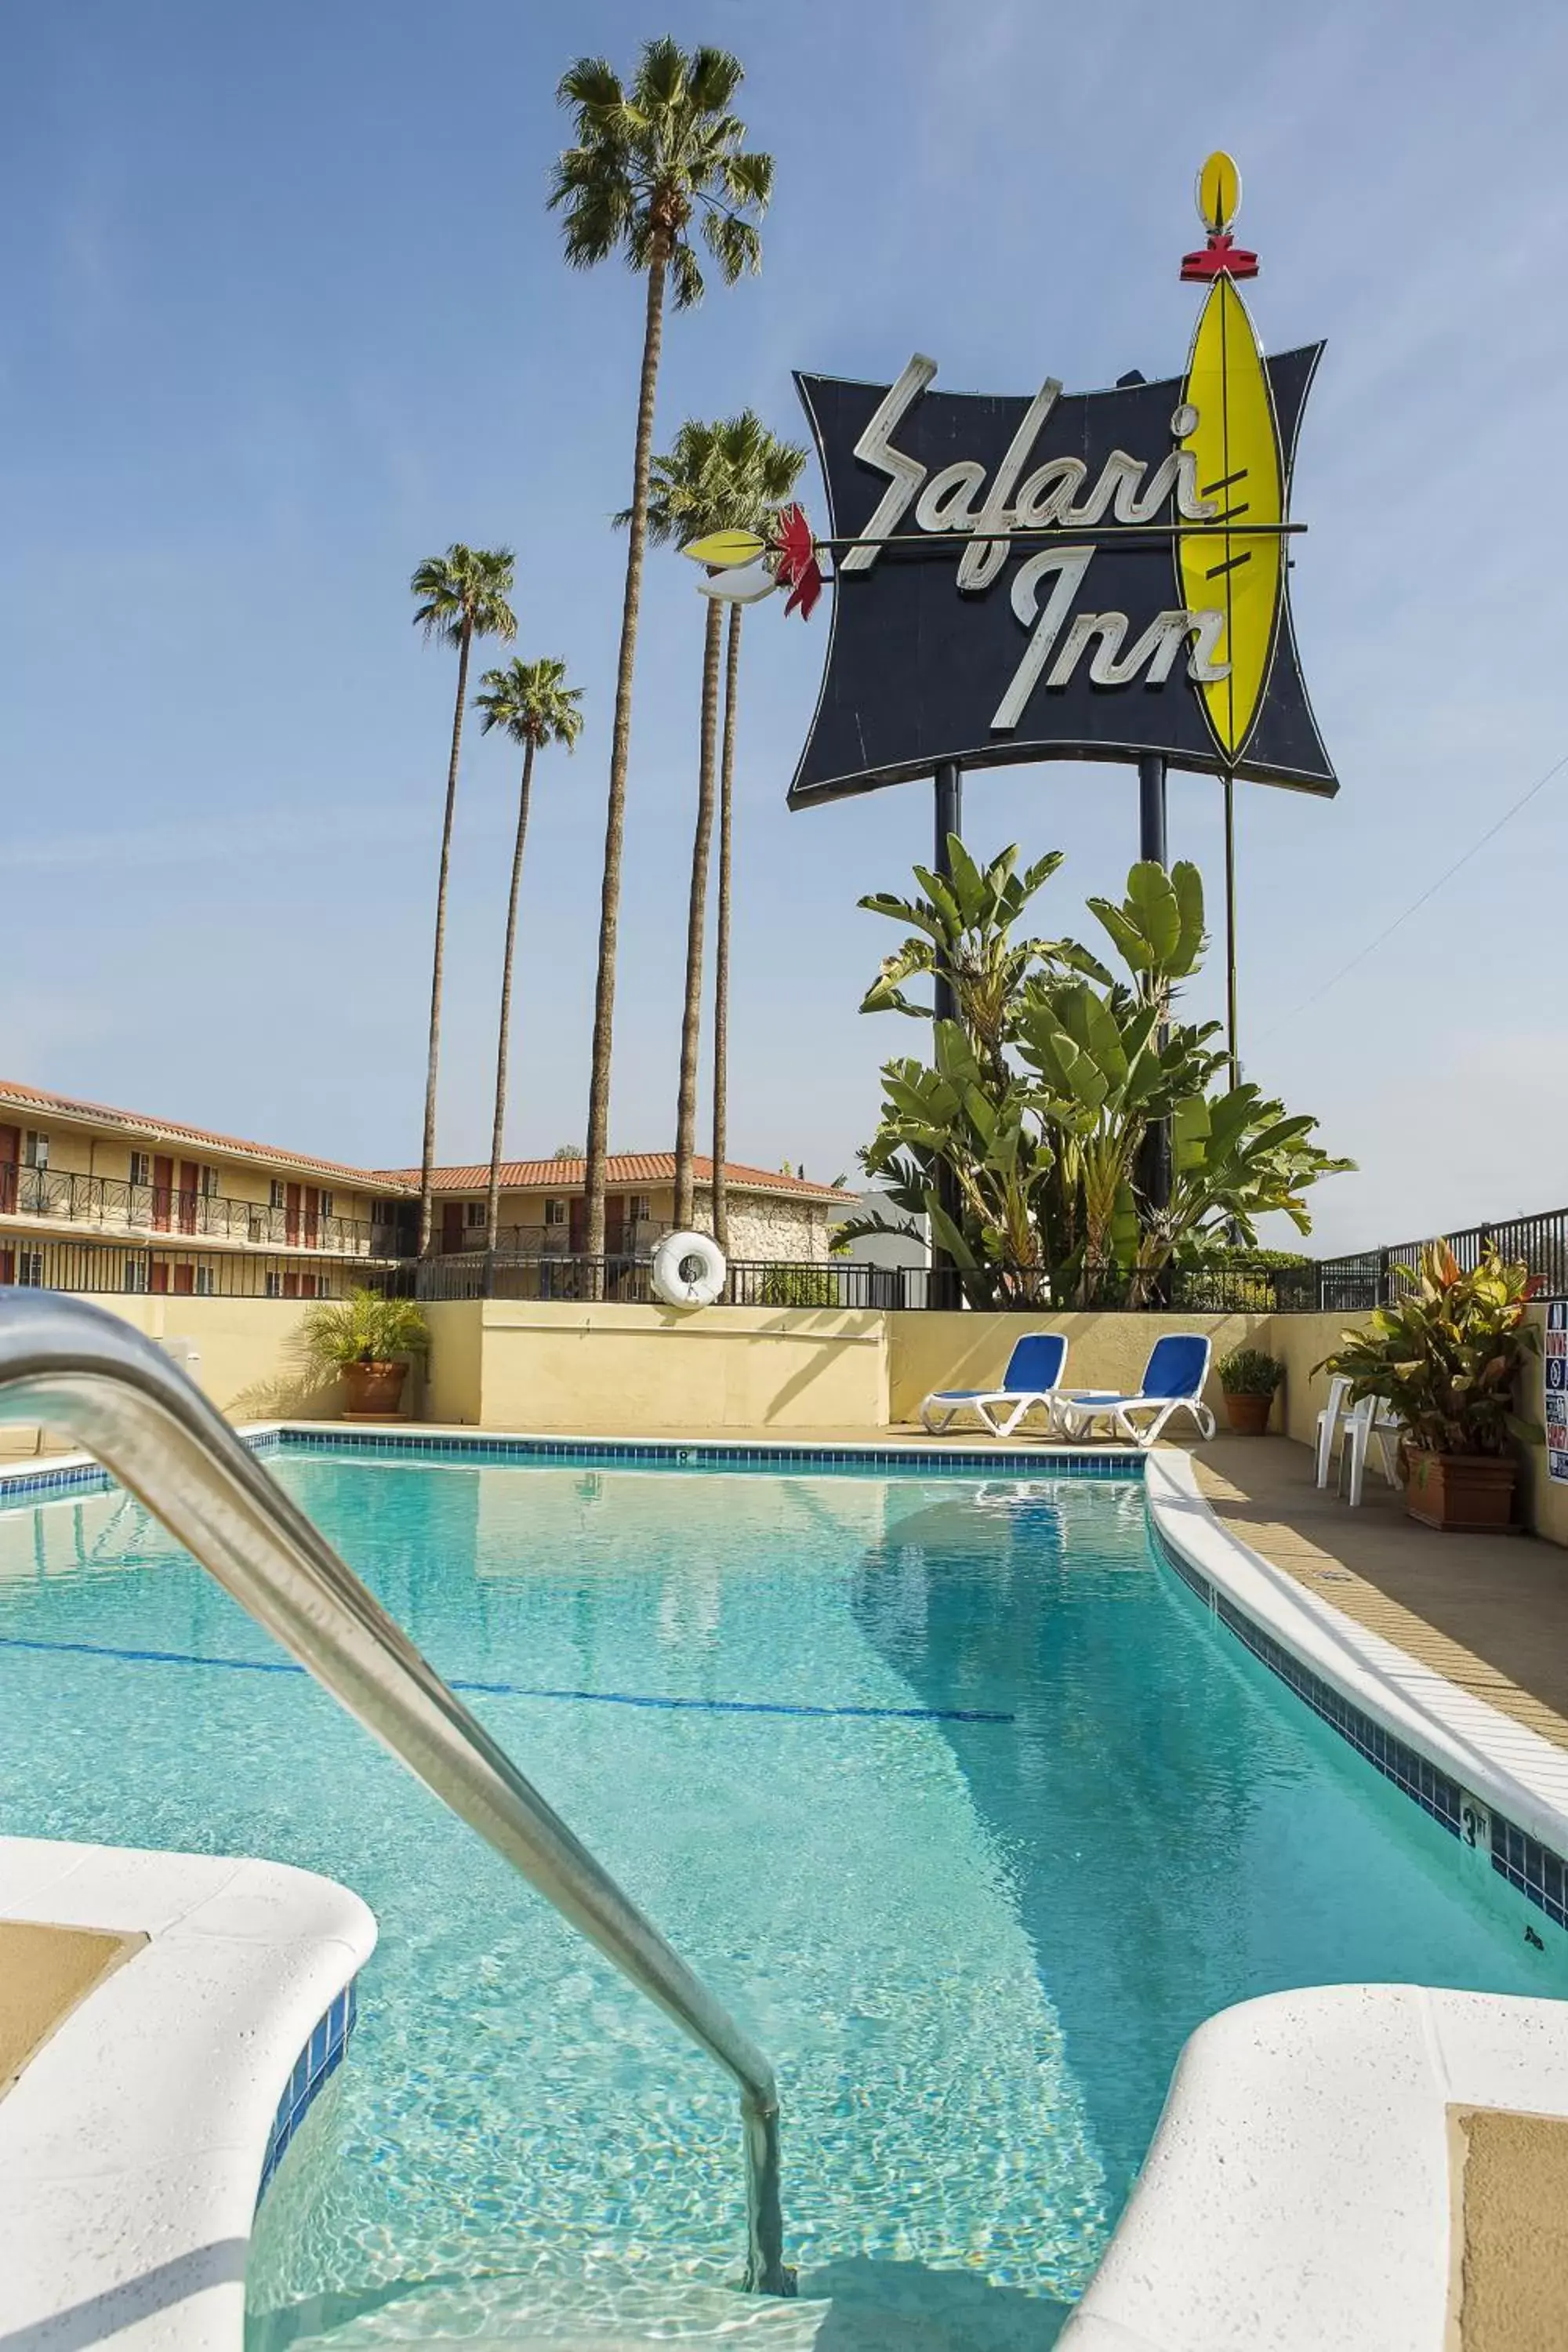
(0, 1290, 791, 2296)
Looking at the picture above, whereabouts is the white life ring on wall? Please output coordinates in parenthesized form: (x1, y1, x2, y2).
(650, 1229, 728, 1308)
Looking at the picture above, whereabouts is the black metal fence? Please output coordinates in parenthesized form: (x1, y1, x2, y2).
(0, 1163, 402, 1259)
(0, 1236, 410, 1301)
(1318, 1206, 1568, 1311)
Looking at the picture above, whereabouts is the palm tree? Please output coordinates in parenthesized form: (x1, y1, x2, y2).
(410, 544, 517, 1256)
(550, 36, 771, 1265)
(628, 413, 804, 1232)
(474, 657, 585, 1271)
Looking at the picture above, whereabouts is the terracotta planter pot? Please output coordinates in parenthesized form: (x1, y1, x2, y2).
(341, 1359, 408, 1417)
(1223, 1390, 1274, 1436)
(1404, 1451, 1516, 1533)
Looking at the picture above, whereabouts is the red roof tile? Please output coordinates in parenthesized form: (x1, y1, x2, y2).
(368, 1154, 845, 1203)
(0, 1078, 407, 1189)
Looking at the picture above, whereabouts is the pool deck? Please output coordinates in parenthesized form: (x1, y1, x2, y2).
(1190, 1434, 1568, 1757)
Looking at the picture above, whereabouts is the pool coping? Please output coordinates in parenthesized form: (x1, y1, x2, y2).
(0, 1838, 375, 2352)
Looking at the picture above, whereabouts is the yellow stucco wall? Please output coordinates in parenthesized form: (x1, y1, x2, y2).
(885, 1309, 1276, 1428)
(459, 1300, 887, 1432)
(423, 1300, 485, 1427)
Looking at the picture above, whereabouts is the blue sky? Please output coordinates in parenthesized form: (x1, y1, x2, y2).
(2, 1, 1564, 1252)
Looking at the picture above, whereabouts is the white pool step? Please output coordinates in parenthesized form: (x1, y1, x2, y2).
(274, 2261, 1061, 2351)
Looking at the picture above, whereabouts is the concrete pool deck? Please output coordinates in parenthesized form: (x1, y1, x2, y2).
(1191, 1434, 1568, 1756)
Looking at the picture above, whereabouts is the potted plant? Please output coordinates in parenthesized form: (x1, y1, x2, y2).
(1216, 1346, 1285, 1435)
(303, 1287, 430, 1419)
(1319, 1242, 1541, 1532)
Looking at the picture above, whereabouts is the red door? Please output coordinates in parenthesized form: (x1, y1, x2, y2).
(150, 1259, 169, 1294)
(568, 1196, 587, 1254)
(441, 1202, 464, 1254)
(0, 1250, 13, 1285)
(285, 1183, 301, 1246)
(0, 1127, 17, 1215)
(178, 1160, 199, 1236)
(173, 1262, 194, 1295)
(604, 1196, 626, 1258)
(303, 1185, 320, 1248)
(152, 1156, 174, 1232)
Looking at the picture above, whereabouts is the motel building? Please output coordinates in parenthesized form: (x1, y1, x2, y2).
(0, 1080, 841, 1297)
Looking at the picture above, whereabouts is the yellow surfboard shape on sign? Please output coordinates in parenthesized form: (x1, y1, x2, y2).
(681, 528, 768, 568)
(1177, 274, 1284, 764)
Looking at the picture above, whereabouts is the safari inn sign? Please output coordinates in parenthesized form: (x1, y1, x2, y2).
(692, 154, 1336, 812)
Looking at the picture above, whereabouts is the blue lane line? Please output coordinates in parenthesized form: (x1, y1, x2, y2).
(0, 1632, 1014, 1726)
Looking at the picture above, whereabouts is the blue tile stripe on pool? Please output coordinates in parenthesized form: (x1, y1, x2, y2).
(1149, 1518, 1568, 1937)
(0, 1423, 1141, 1506)
(257, 1978, 358, 2204)
(0, 1632, 1014, 1726)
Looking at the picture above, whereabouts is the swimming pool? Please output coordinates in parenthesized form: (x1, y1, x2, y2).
(1, 1443, 1562, 2350)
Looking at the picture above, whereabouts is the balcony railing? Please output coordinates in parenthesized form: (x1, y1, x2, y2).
(0, 1163, 405, 1260)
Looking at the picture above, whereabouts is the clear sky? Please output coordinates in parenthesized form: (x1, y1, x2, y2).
(3, 1, 1564, 1253)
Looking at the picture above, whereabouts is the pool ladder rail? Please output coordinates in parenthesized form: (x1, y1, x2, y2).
(0, 1290, 793, 2299)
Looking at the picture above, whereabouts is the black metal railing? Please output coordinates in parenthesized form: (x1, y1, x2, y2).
(0, 1235, 423, 1300)
(1319, 1204, 1568, 1311)
(0, 1163, 403, 1259)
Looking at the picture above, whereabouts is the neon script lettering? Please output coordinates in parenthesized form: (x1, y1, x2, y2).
(840, 354, 1230, 730)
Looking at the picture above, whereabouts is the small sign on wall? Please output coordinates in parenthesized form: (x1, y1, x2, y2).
(1547, 1303, 1568, 1482)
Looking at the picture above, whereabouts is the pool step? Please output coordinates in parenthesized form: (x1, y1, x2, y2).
(270, 2261, 1062, 2350)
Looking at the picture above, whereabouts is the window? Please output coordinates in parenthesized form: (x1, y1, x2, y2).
(544, 1198, 566, 1227)
(129, 1151, 152, 1188)
(264, 1272, 282, 1298)
(194, 1265, 214, 1296)
(199, 1166, 220, 1198)
(319, 1191, 334, 1219)
(466, 1201, 486, 1227)
(123, 1259, 149, 1294)
(23, 1131, 49, 1171)
(269, 1180, 286, 1210)
(16, 1251, 44, 1287)
(626, 1194, 652, 1226)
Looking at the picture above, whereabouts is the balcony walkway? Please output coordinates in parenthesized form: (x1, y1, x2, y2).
(1192, 1433, 1568, 1755)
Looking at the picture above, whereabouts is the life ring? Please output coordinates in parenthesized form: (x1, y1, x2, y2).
(650, 1229, 728, 1308)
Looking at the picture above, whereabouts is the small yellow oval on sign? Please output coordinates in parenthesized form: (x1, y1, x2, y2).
(1196, 150, 1241, 236)
(681, 529, 768, 568)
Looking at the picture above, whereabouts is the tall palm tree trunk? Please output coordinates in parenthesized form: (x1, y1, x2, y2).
(419, 618, 473, 1257)
(673, 597, 722, 1229)
(583, 242, 667, 1272)
(710, 604, 743, 1256)
(485, 735, 538, 1279)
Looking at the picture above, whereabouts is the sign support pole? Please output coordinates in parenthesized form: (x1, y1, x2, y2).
(1136, 755, 1172, 1301)
(931, 763, 964, 1307)
(1222, 771, 1240, 1087)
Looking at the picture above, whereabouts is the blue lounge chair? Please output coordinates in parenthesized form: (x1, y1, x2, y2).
(919, 1331, 1069, 1438)
(1054, 1333, 1216, 1447)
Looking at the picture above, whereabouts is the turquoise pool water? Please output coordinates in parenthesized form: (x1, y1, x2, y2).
(0, 1448, 1562, 2348)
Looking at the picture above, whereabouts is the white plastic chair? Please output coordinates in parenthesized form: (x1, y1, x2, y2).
(1337, 1393, 1403, 1507)
(1314, 1374, 1353, 1489)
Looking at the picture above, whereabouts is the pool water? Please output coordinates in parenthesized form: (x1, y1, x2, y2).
(0, 1450, 1562, 2349)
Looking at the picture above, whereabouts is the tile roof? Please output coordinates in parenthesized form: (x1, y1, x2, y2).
(0, 1080, 844, 1204)
(0, 1078, 407, 1190)
(368, 1154, 846, 1203)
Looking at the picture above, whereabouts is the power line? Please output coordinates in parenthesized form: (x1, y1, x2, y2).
(1258, 742, 1568, 1043)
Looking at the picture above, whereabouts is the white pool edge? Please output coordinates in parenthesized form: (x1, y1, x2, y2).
(0, 1839, 376, 2352)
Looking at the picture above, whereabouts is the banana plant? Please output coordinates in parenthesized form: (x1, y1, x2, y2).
(859, 839, 1101, 1083)
(855, 845, 1351, 1299)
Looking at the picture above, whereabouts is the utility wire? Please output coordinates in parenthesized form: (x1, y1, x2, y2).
(1258, 742, 1568, 1043)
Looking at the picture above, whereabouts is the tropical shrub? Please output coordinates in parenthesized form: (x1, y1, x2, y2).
(759, 1263, 842, 1308)
(1319, 1242, 1542, 1457)
(1216, 1347, 1285, 1398)
(303, 1289, 430, 1372)
(847, 843, 1351, 1307)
